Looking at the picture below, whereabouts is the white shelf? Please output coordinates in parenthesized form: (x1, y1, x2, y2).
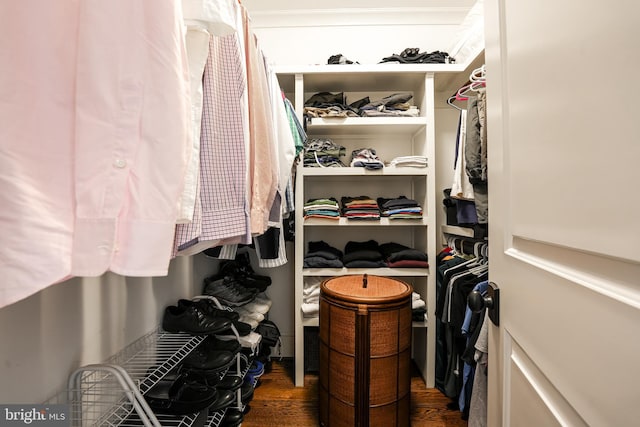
(302, 317, 319, 327)
(412, 319, 429, 328)
(302, 267, 429, 277)
(275, 63, 465, 93)
(307, 116, 427, 136)
(442, 225, 475, 237)
(301, 166, 427, 176)
(304, 217, 427, 226)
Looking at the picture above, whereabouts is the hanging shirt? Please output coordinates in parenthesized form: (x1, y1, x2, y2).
(0, 0, 191, 308)
(451, 110, 475, 200)
(177, 0, 239, 223)
(175, 28, 251, 256)
(242, 5, 279, 235)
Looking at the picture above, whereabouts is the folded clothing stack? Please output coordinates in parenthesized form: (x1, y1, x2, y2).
(301, 277, 324, 318)
(304, 197, 340, 220)
(377, 196, 423, 220)
(341, 196, 381, 220)
(349, 148, 385, 170)
(303, 241, 344, 268)
(412, 292, 427, 322)
(379, 242, 429, 268)
(387, 155, 428, 168)
(343, 240, 387, 268)
(379, 48, 452, 64)
(303, 91, 360, 119)
(359, 93, 419, 117)
(303, 137, 346, 168)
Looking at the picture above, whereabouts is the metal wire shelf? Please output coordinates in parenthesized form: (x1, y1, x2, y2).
(44, 296, 255, 427)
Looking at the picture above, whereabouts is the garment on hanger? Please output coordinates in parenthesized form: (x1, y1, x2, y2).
(0, 0, 191, 308)
(466, 94, 488, 224)
(175, 25, 250, 256)
(435, 240, 488, 405)
(450, 110, 475, 201)
(177, 0, 239, 223)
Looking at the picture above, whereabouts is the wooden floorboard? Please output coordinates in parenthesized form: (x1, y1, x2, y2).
(241, 359, 467, 426)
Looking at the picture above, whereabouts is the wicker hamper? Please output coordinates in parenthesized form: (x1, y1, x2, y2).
(319, 274, 413, 427)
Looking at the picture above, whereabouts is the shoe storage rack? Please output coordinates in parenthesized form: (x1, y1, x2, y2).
(46, 296, 253, 427)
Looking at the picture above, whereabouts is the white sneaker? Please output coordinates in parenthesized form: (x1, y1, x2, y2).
(243, 298, 271, 314)
(236, 307, 265, 323)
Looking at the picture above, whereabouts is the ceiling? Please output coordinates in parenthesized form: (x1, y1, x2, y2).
(242, 0, 477, 11)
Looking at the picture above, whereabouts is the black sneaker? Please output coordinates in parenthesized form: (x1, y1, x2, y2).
(203, 276, 256, 307)
(220, 263, 272, 293)
(178, 299, 240, 322)
(162, 304, 232, 335)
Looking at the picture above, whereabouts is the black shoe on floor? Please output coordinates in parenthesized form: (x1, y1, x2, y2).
(162, 304, 232, 335)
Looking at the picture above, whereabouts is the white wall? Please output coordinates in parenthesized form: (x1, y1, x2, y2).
(243, 1, 475, 66)
(0, 257, 197, 403)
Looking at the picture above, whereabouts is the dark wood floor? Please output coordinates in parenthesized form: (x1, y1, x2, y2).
(241, 359, 467, 427)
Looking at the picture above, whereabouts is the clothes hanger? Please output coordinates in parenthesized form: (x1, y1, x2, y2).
(447, 94, 463, 111)
(470, 65, 486, 83)
(470, 80, 486, 92)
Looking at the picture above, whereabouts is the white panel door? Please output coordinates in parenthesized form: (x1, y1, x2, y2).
(484, 0, 640, 426)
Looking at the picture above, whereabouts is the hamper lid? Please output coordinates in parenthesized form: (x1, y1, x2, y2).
(321, 274, 412, 304)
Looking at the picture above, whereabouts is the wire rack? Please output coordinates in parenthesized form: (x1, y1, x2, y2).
(45, 297, 253, 427)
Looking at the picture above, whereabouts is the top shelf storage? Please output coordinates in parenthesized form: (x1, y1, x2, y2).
(275, 63, 469, 93)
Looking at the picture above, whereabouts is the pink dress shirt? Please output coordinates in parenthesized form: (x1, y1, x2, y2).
(0, 0, 191, 308)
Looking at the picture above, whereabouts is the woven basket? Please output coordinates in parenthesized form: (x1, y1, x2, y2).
(319, 274, 412, 427)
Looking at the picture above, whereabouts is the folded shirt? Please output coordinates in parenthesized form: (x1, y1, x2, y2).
(307, 241, 343, 260)
(303, 256, 344, 268)
(388, 155, 428, 167)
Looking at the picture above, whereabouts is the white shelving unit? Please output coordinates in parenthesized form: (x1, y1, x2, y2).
(277, 64, 469, 388)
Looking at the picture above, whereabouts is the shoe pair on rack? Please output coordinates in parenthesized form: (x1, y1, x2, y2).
(174, 298, 254, 336)
(219, 252, 272, 293)
(202, 274, 258, 307)
(162, 299, 234, 335)
(144, 369, 236, 416)
(181, 335, 240, 378)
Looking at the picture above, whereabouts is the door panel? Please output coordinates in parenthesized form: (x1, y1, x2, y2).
(507, 337, 585, 427)
(484, 0, 640, 425)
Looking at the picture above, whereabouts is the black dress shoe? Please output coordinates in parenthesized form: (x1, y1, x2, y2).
(216, 375, 243, 391)
(203, 336, 241, 355)
(207, 388, 237, 413)
(221, 408, 243, 427)
(162, 304, 232, 335)
(241, 379, 254, 405)
(182, 346, 235, 373)
(144, 373, 217, 415)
